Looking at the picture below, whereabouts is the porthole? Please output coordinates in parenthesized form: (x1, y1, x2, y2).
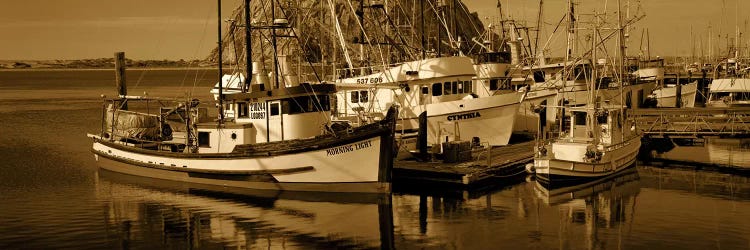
(231, 132, 237, 140)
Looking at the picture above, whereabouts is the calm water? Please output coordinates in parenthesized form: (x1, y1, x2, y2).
(1, 70, 750, 249)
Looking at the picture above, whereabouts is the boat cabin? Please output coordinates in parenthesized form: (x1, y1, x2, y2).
(197, 81, 335, 153)
(565, 105, 630, 145)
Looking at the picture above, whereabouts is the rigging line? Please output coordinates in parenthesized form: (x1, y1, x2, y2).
(274, 2, 324, 84)
(425, 0, 456, 51)
(379, 7, 418, 61)
(343, 0, 396, 85)
(187, 5, 214, 97)
(455, 0, 482, 40)
(327, 0, 354, 70)
(268, 0, 327, 121)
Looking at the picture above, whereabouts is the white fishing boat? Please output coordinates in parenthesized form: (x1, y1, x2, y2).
(534, 5, 641, 187)
(650, 80, 698, 108)
(533, 103, 641, 186)
(88, 1, 397, 194)
(633, 58, 665, 82)
(707, 58, 750, 107)
(334, 56, 521, 147)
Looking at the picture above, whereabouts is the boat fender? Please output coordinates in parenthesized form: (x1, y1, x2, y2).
(525, 163, 535, 174)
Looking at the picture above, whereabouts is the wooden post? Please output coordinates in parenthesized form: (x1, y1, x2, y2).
(115, 52, 127, 110)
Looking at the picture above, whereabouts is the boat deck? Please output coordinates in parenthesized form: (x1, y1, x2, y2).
(393, 141, 535, 186)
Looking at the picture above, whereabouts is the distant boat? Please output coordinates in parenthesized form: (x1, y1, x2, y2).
(650, 81, 698, 107)
(707, 58, 750, 107)
(633, 58, 665, 82)
(88, 1, 397, 194)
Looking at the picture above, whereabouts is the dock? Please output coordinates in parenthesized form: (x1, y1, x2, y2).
(393, 141, 535, 186)
(632, 107, 750, 138)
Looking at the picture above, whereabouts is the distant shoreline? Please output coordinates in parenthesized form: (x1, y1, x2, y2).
(0, 67, 217, 72)
(0, 58, 216, 71)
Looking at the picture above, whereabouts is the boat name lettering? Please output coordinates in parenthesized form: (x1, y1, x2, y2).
(447, 112, 481, 121)
(326, 140, 373, 156)
(356, 77, 383, 84)
(249, 102, 266, 119)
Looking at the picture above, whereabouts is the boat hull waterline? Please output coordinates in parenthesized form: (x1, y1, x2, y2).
(91, 133, 392, 193)
(534, 136, 641, 186)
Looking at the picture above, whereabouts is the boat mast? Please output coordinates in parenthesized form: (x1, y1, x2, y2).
(590, 11, 599, 143)
(421, 0, 426, 59)
(218, 0, 224, 123)
(618, 0, 626, 140)
(271, 0, 279, 89)
(245, 0, 251, 91)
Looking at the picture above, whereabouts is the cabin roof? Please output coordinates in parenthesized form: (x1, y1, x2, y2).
(710, 78, 750, 92)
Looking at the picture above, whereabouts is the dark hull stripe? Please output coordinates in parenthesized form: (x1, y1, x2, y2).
(96, 156, 391, 193)
(93, 150, 313, 175)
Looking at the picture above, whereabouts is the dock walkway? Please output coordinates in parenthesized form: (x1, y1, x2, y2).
(632, 107, 750, 138)
(393, 141, 535, 186)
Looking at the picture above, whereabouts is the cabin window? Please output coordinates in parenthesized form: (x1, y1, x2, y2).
(533, 71, 545, 83)
(451, 81, 458, 94)
(237, 102, 248, 118)
(284, 95, 331, 114)
(317, 95, 331, 111)
(359, 90, 369, 103)
(464, 81, 472, 93)
(270, 103, 280, 116)
(198, 132, 210, 147)
(490, 79, 499, 90)
(432, 83, 442, 96)
(422, 86, 430, 95)
(350, 91, 359, 103)
(444, 82, 451, 95)
(458, 81, 464, 93)
(574, 112, 587, 126)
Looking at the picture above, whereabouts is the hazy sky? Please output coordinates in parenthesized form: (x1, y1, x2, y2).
(1, 0, 747, 60)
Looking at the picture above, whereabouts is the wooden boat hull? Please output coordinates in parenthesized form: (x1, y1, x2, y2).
(534, 136, 641, 187)
(91, 129, 394, 193)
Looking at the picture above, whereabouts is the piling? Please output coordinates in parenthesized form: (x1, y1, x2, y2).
(114, 52, 127, 110)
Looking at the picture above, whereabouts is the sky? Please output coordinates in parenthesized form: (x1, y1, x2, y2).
(1, 0, 747, 60)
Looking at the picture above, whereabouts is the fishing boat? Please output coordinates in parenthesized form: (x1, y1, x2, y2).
(334, 56, 521, 147)
(633, 57, 665, 82)
(533, 4, 641, 187)
(706, 58, 750, 107)
(649, 80, 698, 108)
(87, 0, 397, 194)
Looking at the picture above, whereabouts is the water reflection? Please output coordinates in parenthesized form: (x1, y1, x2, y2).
(534, 168, 640, 250)
(95, 170, 394, 249)
(707, 138, 750, 168)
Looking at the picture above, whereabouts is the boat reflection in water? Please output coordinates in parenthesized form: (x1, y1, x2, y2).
(94, 169, 394, 249)
(534, 167, 641, 249)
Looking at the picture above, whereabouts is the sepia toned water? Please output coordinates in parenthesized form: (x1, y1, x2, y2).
(1, 70, 749, 249)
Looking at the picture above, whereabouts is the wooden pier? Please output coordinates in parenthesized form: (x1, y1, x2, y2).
(393, 141, 535, 186)
(632, 107, 750, 138)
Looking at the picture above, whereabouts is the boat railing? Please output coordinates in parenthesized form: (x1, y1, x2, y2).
(335, 63, 400, 79)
